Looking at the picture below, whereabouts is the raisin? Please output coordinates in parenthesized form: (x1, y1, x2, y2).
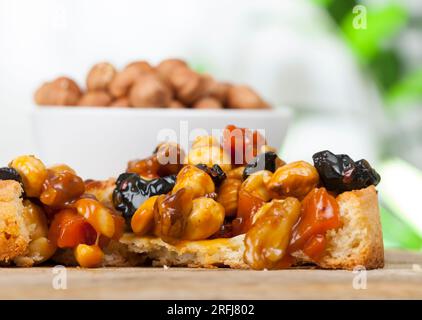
(312, 150, 381, 192)
(243, 151, 284, 180)
(112, 173, 176, 223)
(0, 167, 23, 185)
(196, 164, 226, 187)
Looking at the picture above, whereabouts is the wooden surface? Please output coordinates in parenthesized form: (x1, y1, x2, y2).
(1, 249, 422, 299)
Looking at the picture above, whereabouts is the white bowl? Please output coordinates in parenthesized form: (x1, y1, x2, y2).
(31, 107, 292, 179)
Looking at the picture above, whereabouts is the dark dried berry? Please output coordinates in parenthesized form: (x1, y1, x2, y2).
(196, 164, 226, 187)
(243, 152, 283, 180)
(0, 167, 23, 185)
(312, 150, 381, 192)
(113, 173, 176, 223)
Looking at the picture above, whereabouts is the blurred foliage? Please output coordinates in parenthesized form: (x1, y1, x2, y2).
(315, 0, 422, 105)
(381, 205, 422, 249)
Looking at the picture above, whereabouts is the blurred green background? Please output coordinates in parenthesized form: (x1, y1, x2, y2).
(317, 0, 422, 250)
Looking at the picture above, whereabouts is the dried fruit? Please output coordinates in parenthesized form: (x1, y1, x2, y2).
(289, 188, 342, 259)
(243, 151, 285, 180)
(312, 150, 381, 192)
(195, 164, 226, 187)
(0, 167, 23, 186)
(222, 125, 266, 165)
(113, 173, 176, 222)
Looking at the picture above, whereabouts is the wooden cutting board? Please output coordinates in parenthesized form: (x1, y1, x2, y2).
(1, 249, 421, 299)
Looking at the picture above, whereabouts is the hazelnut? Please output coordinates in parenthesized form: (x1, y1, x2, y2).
(169, 66, 208, 105)
(125, 60, 154, 73)
(193, 97, 223, 109)
(129, 73, 172, 108)
(168, 100, 185, 108)
(110, 97, 131, 107)
(156, 58, 187, 82)
(109, 62, 153, 98)
(34, 77, 81, 106)
(202, 76, 231, 105)
(86, 62, 116, 91)
(226, 85, 270, 109)
(77, 91, 112, 107)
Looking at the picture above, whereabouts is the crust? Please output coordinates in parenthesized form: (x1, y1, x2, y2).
(121, 186, 384, 270)
(317, 186, 384, 269)
(120, 234, 248, 269)
(0, 181, 30, 263)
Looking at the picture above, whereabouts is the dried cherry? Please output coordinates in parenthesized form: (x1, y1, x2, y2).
(312, 150, 380, 192)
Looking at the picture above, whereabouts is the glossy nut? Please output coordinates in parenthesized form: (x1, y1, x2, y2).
(22, 200, 49, 239)
(183, 197, 225, 240)
(48, 164, 76, 175)
(172, 165, 215, 199)
(241, 170, 273, 202)
(75, 198, 115, 238)
(191, 135, 221, 149)
(74, 244, 104, 268)
(154, 188, 193, 242)
(86, 62, 116, 91)
(14, 237, 57, 266)
(9, 155, 47, 197)
(267, 161, 319, 199)
(131, 195, 159, 235)
(216, 178, 242, 217)
(226, 166, 246, 180)
(244, 197, 301, 270)
(187, 146, 232, 173)
(40, 169, 85, 207)
(28, 237, 56, 263)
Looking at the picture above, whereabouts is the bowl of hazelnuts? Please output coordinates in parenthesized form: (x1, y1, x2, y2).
(32, 58, 291, 178)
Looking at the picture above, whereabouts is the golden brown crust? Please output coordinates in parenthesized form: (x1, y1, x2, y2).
(317, 186, 384, 270)
(0, 181, 30, 263)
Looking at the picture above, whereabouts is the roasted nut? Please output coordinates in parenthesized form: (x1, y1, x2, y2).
(48, 164, 76, 175)
(193, 96, 223, 109)
(267, 161, 319, 199)
(86, 62, 116, 91)
(183, 197, 225, 240)
(125, 60, 154, 73)
(14, 237, 56, 266)
(75, 198, 115, 238)
(202, 76, 230, 105)
(22, 200, 49, 239)
(244, 197, 301, 270)
(34, 77, 82, 106)
(169, 66, 208, 105)
(40, 169, 85, 208)
(188, 146, 232, 173)
(9, 155, 47, 197)
(154, 188, 193, 242)
(109, 64, 152, 98)
(110, 96, 131, 107)
(129, 73, 172, 108)
(131, 195, 158, 235)
(241, 170, 273, 202)
(226, 85, 269, 109)
(216, 178, 242, 217)
(226, 166, 246, 180)
(74, 244, 104, 268)
(191, 135, 221, 149)
(154, 142, 185, 176)
(168, 100, 185, 108)
(156, 58, 187, 82)
(172, 165, 215, 199)
(78, 91, 112, 106)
